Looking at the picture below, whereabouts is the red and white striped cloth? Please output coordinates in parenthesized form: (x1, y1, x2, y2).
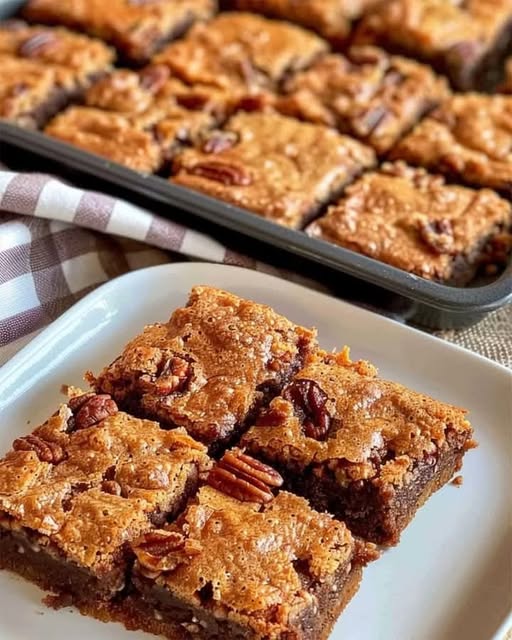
(0, 165, 510, 368)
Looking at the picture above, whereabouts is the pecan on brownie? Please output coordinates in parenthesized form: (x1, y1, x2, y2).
(306, 162, 512, 284)
(241, 348, 476, 545)
(354, 0, 512, 90)
(91, 286, 317, 450)
(172, 111, 376, 228)
(22, 0, 216, 64)
(128, 449, 378, 639)
(0, 389, 211, 607)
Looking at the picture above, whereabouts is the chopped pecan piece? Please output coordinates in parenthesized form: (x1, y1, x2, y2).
(69, 394, 118, 431)
(139, 64, 170, 93)
(187, 161, 252, 186)
(151, 355, 192, 395)
(101, 480, 122, 496)
(283, 379, 331, 440)
(19, 31, 58, 58)
(207, 449, 283, 503)
(417, 217, 455, 254)
(134, 530, 202, 575)
(13, 434, 65, 464)
(202, 131, 238, 154)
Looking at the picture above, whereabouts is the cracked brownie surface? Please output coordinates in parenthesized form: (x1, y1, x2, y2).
(129, 449, 377, 640)
(92, 286, 317, 448)
(22, 0, 216, 64)
(277, 46, 450, 155)
(172, 111, 376, 228)
(241, 348, 476, 544)
(391, 94, 512, 197)
(0, 389, 211, 601)
(306, 161, 511, 283)
(153, 12, 327, 92)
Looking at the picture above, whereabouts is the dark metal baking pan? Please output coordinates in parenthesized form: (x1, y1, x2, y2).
(1, 121, 511, 330)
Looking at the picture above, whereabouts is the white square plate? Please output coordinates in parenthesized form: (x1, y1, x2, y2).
(0, 263, 510, 640)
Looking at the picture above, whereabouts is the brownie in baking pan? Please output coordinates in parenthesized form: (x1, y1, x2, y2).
(172, 111, 376, 228)
(126, 449, 378, 640)
(306, 162, 512, 284)
(45, 66, 229, 171)
(276, 46, 450, 155)
(391, 93, 512, 198)
(153, 12, 327, 93)
(0, 389, 211, 606)
(22, 0, 216, 64)
(0, 20, 114, 127)
(241, 348, 476, 545)
(91, 286, 318, 450)
(223, 0, 381, 45)
(354, 0, 512, 90)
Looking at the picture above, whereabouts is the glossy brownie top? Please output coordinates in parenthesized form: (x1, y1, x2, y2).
(0, 20, 114, 76)
(277, 46, 450, 154)
(132, 450, 371, 638)
(0, 390, 210, 571)
(153, 12, 327, 92)
(172, 111, 376, 228)
(92, 286, 317, 445)
(355, 0, 512, 59)
(22, 0, 216, 62)
(391, 94, 512, 196)
(242, 349, 475, 485)
(306, 162, 511, 282)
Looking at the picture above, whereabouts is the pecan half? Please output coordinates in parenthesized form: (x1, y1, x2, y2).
(13, 435, 65, 464)
(207, 450, 283, 504)
(139, 64, 170, 93)
(70, 394, 118, 431)
(417, 217, 454, 254)
(67, 392, 96, 413)
(283, 379, 331, 440)
(134, 530, 202, 574)
(187, 161, 252, 186)
(202, 131, 238, 154)
(19, 31, 58, 58)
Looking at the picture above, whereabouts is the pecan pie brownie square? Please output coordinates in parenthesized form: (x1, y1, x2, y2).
(391, 94, 512, 198)
(277, 46, 450, 155)
(223, 0, 381, 45)
(153, 12, 328, 93)
(45, 66, 228, 171)
(306, 162, 512, 284)
(91, 286, 318, 450)
(0, 20, 114, 127)
(241, 349, 476, 546)
(126, 449, 378, 640)
(22, 0, 216, 64)
(172, 111, 376, 228)
(0, 389, 211, 607)
(354, 0, 512, 90)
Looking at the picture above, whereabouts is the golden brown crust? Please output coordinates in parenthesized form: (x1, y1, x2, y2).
(153, 12, 327, 91)
(132, 484, 359, 638)
(93, 286, 317, 446)
(0, 392, 211, 573)
(225, 0, 380, 43)
(354, 0, 512, 89)
(22, 0, 216, 63)
(242, 348, 474, 486)
(277, 46, 450, 155)
(391, 94, 512, 196)
(172, 111, 376, 228)
(306, 161, 511, 282)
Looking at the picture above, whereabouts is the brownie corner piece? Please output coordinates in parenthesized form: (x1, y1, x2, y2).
(0, 390, 211, 606)
(92, 286, 318, 449)
(241, 349, 476, 545)
(306, 161, 512, 284)
(128, 449, 377, 640)
(172, 111, 376, 228)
